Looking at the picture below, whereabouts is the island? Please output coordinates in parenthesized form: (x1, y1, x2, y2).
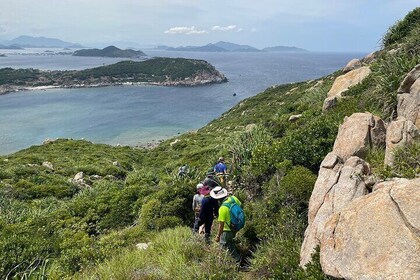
(73, 46, 146, 58)
(0, 57, 228, 95)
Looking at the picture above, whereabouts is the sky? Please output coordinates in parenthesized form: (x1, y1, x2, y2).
(0, 0, 418, 52)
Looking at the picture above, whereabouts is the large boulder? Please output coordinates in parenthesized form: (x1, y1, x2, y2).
(332, 113, 386, 161)
(384, 117, 420, 166)
(361, 51, 377, 64)
(320, 178, 420, 280)
(300, 154, 370, 266)
(327, 67, 371, 99)
(397, 64, 420, 127)
(323, 67, 371, 110)
(342, 59, 362, 73)
(397, 64, 420, 94)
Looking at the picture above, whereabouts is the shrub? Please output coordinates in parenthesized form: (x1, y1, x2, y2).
(383, 7, 420, 47)
(392, 142, 420, 178)
(74, 227, 238, 280)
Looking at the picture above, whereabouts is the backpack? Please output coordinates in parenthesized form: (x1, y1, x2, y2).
(222, 197, 245, 231)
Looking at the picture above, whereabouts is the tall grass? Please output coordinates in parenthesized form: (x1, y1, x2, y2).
(75, 227, 238, 280)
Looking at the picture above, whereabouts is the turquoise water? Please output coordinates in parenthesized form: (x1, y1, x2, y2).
(0, 50, 365, 155)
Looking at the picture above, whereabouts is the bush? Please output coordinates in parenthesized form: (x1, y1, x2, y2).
(392, 142, 420, 178)
(74, 227, 238, 280)
(383, 7, 420, 47)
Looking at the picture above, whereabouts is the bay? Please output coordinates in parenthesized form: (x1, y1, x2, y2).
(0, 49, 365, 155)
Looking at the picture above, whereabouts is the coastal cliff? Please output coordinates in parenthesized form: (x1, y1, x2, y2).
(0, 57, 227, 95)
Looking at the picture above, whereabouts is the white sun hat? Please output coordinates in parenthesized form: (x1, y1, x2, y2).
(196, 183, 204, 189)
(210, 186, 228, 200)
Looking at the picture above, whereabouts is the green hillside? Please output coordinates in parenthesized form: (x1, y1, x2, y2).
(0, 8, 419, 280)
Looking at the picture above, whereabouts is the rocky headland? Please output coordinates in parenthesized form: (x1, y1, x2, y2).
(0, 57, 227, 95)
(73, 45, 146, 58)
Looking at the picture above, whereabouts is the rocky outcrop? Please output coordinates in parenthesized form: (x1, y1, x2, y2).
(398, 64, 420, 94)
(323, 67, 371, 111)
(332, 113, 386, 161)
(300, 154, 371, 266)
(361, 51, 377, 64)
(396, 64, 420, 127)
(342, 59, 362, 73)
(384, 117, 419, 165)
(321, 178, 420, 280)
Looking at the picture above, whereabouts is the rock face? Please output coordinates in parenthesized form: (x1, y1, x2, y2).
(300, 154, 371, 266)
(384, 117, 419, 165)
(320, 178, 420, 280)
(332, 113, 386, 161)
(361, 51, 376, 64)
(327, 67, 371, 99)
(323, 67, 371, 110)
(342, 59, 362, 73)
(396, 64, 420, 127)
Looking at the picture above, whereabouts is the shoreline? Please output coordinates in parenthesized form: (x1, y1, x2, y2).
(0, 78, 227, 96)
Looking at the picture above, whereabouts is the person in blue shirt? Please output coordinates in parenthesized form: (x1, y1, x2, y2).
(214, 157, 227, 187)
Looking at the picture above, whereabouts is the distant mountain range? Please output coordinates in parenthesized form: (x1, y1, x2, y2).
(0, 35, 83, 48)
(0, 36, 308, 53)
(73, 46, 146, 58)
(157, 41, 307, 53)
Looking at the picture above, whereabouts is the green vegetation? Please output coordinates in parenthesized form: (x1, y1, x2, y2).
(0, 8, 419, 280)
(0, 57, 227, 91)
(73, 46, 146, 58)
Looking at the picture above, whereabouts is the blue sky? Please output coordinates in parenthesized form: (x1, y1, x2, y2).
(0, 0, 418, 51)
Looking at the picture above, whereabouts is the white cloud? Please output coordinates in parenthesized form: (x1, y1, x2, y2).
(250, 27, 257, 33)
(211, 25, 238, 31)
(164, 26, 207, 35)
(237, 28, 243, 32)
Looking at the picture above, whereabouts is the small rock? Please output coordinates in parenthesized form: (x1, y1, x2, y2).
(288, 114, 302, 122)
(362, 51, 376, 64)
(113, 161, 121, 167)
(342, 58, 362, 73)
(104, 175, 118, 180)
(136, 243, 150, 250)
(90, 175, 102, 180)
(170, 139, 180, 146)
(74, 172, 84, 181)
(322, 96, 338, 111)
(245, 123, 257, 132)
(42, 161, 54, 170)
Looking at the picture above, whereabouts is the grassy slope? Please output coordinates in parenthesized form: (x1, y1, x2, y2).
(0, 8, 419, 280)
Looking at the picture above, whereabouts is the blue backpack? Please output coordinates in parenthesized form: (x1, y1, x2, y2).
(222, 197, 245, 231)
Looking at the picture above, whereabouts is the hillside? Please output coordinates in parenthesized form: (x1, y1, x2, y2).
(0, 58, 227, 95)
(0, 7, 419, 280)
(73, 46, 146, 58)
(6, 35, 83, 48)
(263, 45, 307, 52)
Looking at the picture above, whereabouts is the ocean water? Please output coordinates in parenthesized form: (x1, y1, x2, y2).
(0, 50, 365, 155)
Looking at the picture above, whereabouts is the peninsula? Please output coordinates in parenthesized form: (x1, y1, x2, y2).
(0, 57, 227, 95)
(73, 46, 146, 58)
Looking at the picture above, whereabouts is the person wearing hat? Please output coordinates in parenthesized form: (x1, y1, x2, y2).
(192, 183, 204, 232)
(211, 186, 242, 262)
(193, 186, 219, 242)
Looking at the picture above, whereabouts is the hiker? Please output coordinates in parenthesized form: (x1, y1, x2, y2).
(211, 186, 244, 263)
(202, 171, 219, 190)
(178, 164, 189, 178)
(193, 186, 219, 242)
(192, 183, 204, 231)
(213, 157, 228, 187)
